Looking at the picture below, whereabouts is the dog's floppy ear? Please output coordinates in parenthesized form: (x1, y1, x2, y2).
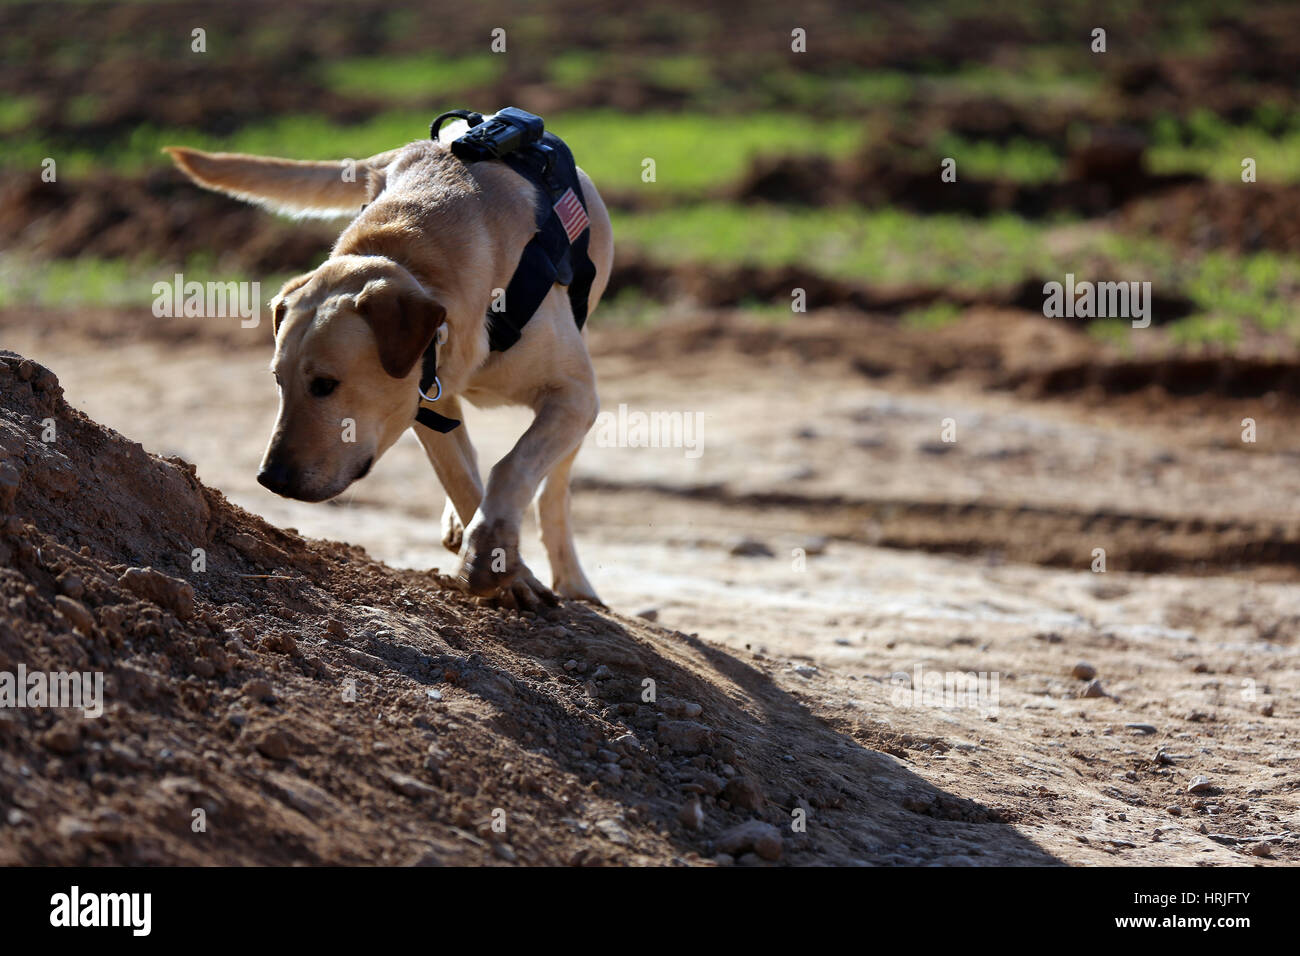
(270, 271, 315, 338)
(354, 280, 446, 379)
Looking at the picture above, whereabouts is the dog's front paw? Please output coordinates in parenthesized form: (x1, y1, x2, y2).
(456, 517, 522, 597)
(495, 566, 559, 612)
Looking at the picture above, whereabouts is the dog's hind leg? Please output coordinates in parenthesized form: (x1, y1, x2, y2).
(535, 446, 600, 604)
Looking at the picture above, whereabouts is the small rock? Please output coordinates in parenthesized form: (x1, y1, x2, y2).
(1126, 723, 1157, 735)
(594, 818, 630, 845)
(41, 724, 81, 754)
(1080, 679, 1107, 698)
(1260, 701, 1274, 717)
(242, 678, 275, 703)
(117, 566, 196, 620)
(678, 797, 704, 831)
(56, 572, 84, 599)
(613, 733, 640, 752)
(659, 697, 704, 720)
(53, 595, 94, 634)
(1249, 842, 1272, 858)
(254, 728, 293, 760)
(1072, 661, 1098, 681)
(717, 820, 783, 862)
(656, 720, 714, 755)
(1187, 775, 1213, 793)
(56, 816, 96, 842)
(591, 664, 612, 680)
(387, 773, 436, 799)
(229, 532, 290, 568)
(0, 462, 19, 512)
(1166, 805, 1182, 816)
(635, 607, 659, 622)
(722, 775, 766, 812)
(793, 664, 818, 678)
(729, 537, 774, 558)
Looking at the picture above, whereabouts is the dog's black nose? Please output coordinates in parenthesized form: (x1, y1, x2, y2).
(257, 460, 295, 495)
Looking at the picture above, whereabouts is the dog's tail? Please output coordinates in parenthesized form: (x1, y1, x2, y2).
(162, 146, 400, 218)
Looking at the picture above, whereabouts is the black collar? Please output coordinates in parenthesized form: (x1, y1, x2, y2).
(413, 338, 461, 433)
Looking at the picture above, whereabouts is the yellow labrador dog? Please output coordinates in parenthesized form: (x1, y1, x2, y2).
(164, 128, 612, 608)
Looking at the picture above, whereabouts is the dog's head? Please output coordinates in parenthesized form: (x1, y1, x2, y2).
(257, 256, 445, 502)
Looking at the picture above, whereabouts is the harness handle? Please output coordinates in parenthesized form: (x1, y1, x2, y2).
(430, 109, 484, 142)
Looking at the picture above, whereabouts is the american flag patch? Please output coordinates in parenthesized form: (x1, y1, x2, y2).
(553, 188, 589, 243)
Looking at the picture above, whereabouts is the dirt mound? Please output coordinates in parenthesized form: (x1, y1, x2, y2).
(4, 347, 1024, 865)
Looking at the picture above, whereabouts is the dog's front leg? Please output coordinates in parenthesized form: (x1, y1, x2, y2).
(458, 380, 597, 601)
(415, 394, 564, 610)
(413, 396, 483, 552)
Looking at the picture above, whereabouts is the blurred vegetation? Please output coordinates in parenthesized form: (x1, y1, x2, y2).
(2, 0, 1299, 352)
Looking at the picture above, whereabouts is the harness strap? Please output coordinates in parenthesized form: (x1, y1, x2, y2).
(488, 132, 594, 351)
(413, 110, 596, 435)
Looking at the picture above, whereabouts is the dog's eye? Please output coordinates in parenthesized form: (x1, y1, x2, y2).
(309, 377, 339, 397)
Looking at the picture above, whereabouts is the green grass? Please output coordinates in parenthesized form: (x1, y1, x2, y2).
(641, 54, 713, 92)
(932, 133, 1063, 183)
(0, 254, 295, 311)
(0, 109, 870, 195)
(0, 256, 146, 310)
(1086, 318, 1135, 351)
(611, 204, 1064, 290)
(612, 203, 1300, 341)
(595, 288, 664, 327)
(548, 52, 714, 96)
(902, 301, 963, 329)
(758, 69, 916, 109)
(319, 54, 504, 100)
(553, 111, 867, 192)
(64, 93, 102, 125)
(1148, 109, 1300, 182)
(919, 63, 1099, 107)
(751, 62, 1097, 113)
(548, 51, 606, 90)
(1166, 315, 1243, 347)
(0, 94, 39, 133)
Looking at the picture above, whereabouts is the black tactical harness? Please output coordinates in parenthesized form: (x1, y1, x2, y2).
(414, 109, 597, 434)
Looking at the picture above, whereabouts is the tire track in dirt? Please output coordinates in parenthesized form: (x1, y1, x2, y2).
(572, 478, 1300, 580)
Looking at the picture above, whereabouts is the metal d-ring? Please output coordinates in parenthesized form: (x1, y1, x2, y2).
(417, 375, 443, 404)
